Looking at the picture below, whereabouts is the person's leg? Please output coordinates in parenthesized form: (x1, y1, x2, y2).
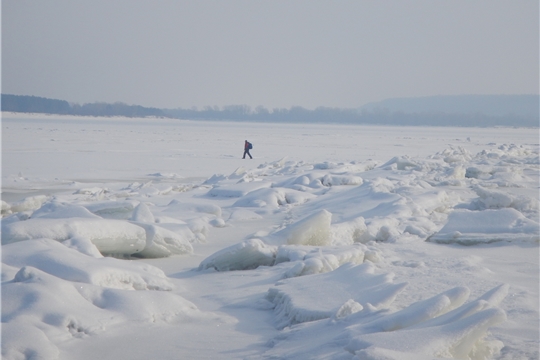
(242, 150, 247, 159)
(249, 151, 252, 159)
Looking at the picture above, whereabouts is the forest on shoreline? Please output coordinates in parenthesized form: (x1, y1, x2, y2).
(2, 93, 538, 127)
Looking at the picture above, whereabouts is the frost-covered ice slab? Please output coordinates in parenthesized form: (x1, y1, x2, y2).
(347, 309, 506, 360)
(198, 240, 378, 275)
(198, 238, 277, 271)
(232, 187, 315, 209)
(266, 263, 407, 329)
(2, 217, 146, 256)
(428, 208, 540, 245)
(276, 244, 380, 277)
(132, 222, 194, 258)
(207, 181, 272, 197)
(265, 209, 332, 246)
(2, 239, 174, 290)
(82, 200, 139, 219)
(470, 185, 539, 220)
(199, 210, 379, 273)
(31, 201, 101, 219)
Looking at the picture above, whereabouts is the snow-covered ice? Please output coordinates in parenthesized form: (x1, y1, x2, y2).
(2, 113, 539, 359)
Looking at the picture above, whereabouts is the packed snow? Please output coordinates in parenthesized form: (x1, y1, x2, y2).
(2, 113, 539, 359)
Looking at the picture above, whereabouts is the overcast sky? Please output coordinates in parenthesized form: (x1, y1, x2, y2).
(2, 1, 538, 110)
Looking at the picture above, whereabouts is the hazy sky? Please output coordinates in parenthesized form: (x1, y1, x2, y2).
(2, 1, 538, 110)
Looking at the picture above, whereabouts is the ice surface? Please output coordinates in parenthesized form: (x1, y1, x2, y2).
(2, 115, 538, 360)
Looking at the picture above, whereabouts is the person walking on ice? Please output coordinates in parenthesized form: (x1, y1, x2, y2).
(243, 140, 253, 159)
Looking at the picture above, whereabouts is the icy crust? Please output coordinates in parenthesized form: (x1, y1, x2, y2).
(343, 285, 509, 360)
(1, 240, 202, 360)
(266, 263, 408, 329)
(263, 275, 509, 360)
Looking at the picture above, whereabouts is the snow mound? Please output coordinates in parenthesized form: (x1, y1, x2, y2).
(266, 262, 407, 329)
(428, 208, 540, 244)
(2, 263, 199, 360)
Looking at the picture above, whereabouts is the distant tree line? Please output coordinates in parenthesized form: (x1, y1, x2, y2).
(163, 105, 539, 127)
(1, 94, 167, 118)
(2, 94, 538, 127)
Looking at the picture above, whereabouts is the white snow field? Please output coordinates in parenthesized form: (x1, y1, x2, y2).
(2, 112, 539, 360)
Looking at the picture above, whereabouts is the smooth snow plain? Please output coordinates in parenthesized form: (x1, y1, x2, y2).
(2, 112, 539, 360)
